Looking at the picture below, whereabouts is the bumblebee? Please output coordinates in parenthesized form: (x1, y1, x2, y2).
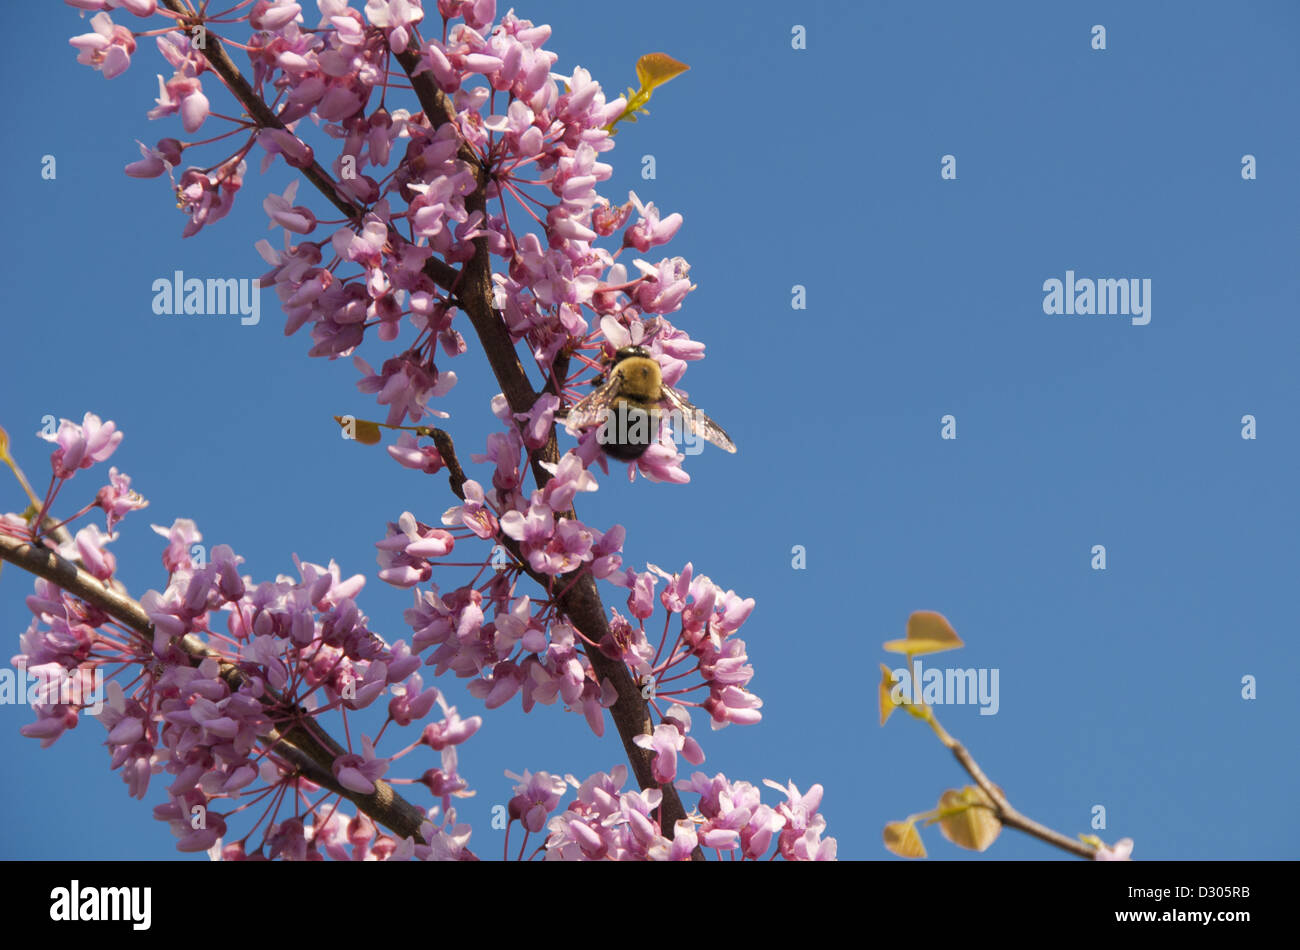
(562, 346, 737, 460)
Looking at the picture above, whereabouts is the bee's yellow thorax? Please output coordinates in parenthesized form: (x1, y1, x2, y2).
(614, 357, 662, 401)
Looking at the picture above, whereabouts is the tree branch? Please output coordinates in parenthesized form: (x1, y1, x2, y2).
(0, 533, 440, 848)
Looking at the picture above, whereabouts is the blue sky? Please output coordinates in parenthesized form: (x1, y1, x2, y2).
(1, 1, 1296, 860)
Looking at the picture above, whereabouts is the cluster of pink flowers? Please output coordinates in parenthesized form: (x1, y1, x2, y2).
(13, 415, 478, 859)
(77, 0, 708, 477)
(37, 0, 838, 859)
(504, 767, 835, 861)
(375, 441, 762, 735)
(9, 411, 818, 858)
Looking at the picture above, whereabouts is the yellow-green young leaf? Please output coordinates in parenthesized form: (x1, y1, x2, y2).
(878, 663, 904, 725)
(882, 610, 964, 656)
(936, 787, 1001, 852)
(883, 821, 927, 858)
(0, 425, 10, 458)
(635, 53, 689, 92)
(334, 415, 384, 445)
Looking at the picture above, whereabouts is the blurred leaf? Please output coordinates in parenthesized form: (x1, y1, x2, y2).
(605, 53, 689, 132)
(883, 610, 964, 656)
(936, 786, 1001, 852)
(883, 821, 927, 858)
(878, 663, 902, 725)
(334, 415, 384, 445)
(635, 53, 689, 92)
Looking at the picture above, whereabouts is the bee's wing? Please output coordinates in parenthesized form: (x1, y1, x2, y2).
(660, 387, 737, 453)
(563, 376, 622, 432)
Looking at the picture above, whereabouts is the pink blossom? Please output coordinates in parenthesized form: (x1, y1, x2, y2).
(68, 1, 159, 14)
(250, 1, 302, 31)
(333, 735, 390, 794)
(633, 722, 685, 784)
(622, 192, 683, 252)
(507, 769, 570, 833)
(41, 412, 123, 479)
(388, 432, 446, 474)
(419, 694, 482, 749)
(1095, 838, 1135, 861)
(588, 524, 624, 579)
(365, 0, 423, 54)
(175, 161, 244, 237)
(262, 180, 318, 235)
(95, 467, 147, 532)
(441, 480, 499, 539)
(622, 569, 658, 619)
(632, 256, 695, 314)
(376, 512, 455, 587)
(124, 137, 182, 178)
(58, 525, 118, 581)
(499, 498, 553, 549)
(148, 73, 210, 132)
(703, 684, 764, 727)
(354, 353, 453, 428)
(151, 517, 201, 572)
(69, 12, 136, 79)
(528, 516, 591, 576)
(648, 820, 699, 861)
(537, 451, 598, 511)
(633, 439, 690, 484)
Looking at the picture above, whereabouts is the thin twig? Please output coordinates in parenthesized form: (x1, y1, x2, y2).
(924, 709, 1097, 859)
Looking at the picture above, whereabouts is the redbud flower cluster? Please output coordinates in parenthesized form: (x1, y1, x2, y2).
(11, 415, 477, 858)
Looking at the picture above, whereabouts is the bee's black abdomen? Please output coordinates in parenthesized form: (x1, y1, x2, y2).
(597, 402, 659, 460)
(599, 439, 651, 461)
